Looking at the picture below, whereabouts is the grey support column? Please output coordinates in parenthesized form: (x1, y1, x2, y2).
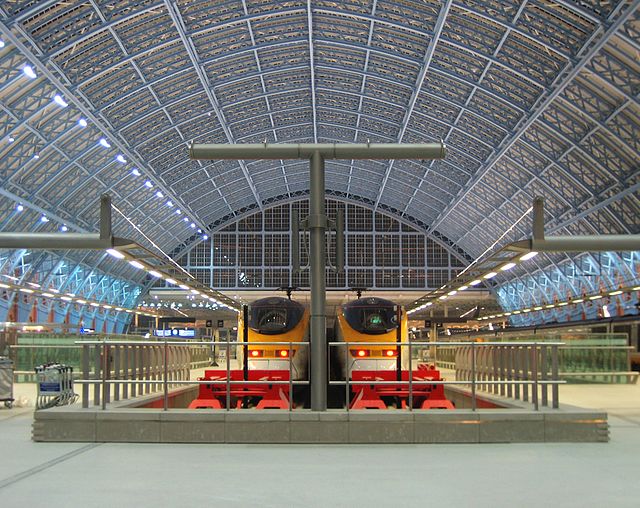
(309, 151, 327, 411)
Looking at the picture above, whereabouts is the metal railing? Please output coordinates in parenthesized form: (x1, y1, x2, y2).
(329, 341, 564, 411)
(75, 339, 310, 411)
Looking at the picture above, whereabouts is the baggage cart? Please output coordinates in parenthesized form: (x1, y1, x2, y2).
(0, 356, 14, 408)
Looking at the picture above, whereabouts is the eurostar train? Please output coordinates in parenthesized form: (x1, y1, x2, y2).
(237, 296, 309, 381)
(334, 296, 410, 379)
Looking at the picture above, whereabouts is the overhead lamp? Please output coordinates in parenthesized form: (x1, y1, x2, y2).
(447, 290, 457, 296)
(40, 215, 49, 223)
(438, 295, 447, 300)
(19, 288, 34, 294)
(106, 249, 125, 259)
(78, 118, 88, 127)
(156, 191, 164, 198)
(60, 296, 72, 301)
(190, 290, 200, 295)
(202, 235, 208, 241)
(483, 272, 497, 279)
(115, 307, 123, 312)
(500, 262, 516, 271)
(520, 251, 538, 261)
(103, 305, 112, 309)
(148, 270, 161, 278)
(33, 154, 40, 159)
(589, 295, 602, 300)
(131, 168, 141, 176)
(469, 279, 482, 286)
(533, 306, 542, 311)
(609, 290, 623, 296)
(573, 298, 584, 303)
(76, 299, 87, 304)
(166, 201, 173, 207)
(197, 229, 202, 233)
(90, 302, 100, 307)
(23, 65, 37, 79)
(633, 286, 640, 291)
(99, 138, 111, 148)
(60, 225, 68, 232)
(16, 204, 24, 212)
(8, 137, 14, 143)
(144, 181, 153, 188)
(116, 154, 126, 163)
(558, 302, 568, 307)
(42, 292, 54, 297)
(50, 289, 59, 293)
(512, 310, 521, 314)
(190, 223, 196, 228)
(165, 278, 177, 284)
(53, 94, 68, 107)
(179, 284, 189, 290)
(0, 40, 4, 48)
(458, 285, 468, 291)
(129, 260, 144, 269)
(545, 304, 554, 309)
(522, 309, 531, 313)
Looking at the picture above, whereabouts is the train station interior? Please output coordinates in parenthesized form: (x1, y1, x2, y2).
(0, 0, 638, 506)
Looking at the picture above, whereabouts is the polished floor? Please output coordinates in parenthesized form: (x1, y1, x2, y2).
(1, 383, 639, 508)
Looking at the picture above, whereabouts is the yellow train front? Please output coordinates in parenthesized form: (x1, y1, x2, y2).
(334, 296, 408, 380)
(238, 296, 309, 381)
(334, 296, 452, 410)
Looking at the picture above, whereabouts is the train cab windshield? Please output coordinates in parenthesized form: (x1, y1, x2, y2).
(248, 297, 304, 335)
(343, 297, 398, 334)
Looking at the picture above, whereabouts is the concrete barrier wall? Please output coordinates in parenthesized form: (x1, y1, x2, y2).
(32, 408, 608, 443)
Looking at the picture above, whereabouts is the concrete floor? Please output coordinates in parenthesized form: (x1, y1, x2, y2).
(1, 383, 639, 507)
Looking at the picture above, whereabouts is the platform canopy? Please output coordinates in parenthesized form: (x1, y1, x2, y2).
(0, 1, 638, 323)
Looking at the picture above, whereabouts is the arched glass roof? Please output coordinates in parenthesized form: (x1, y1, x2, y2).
(0, 1, 638, 318)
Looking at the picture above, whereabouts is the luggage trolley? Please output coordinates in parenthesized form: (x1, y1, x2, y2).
(35, 363, 77, 409)
(0, 356, 14, 408)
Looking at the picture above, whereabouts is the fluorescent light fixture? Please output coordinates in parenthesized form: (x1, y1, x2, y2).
(40, 215, 49, 222)
(125, 309, 133, 313)
(523, 309, 531, 313)
(131, 168, 141, 176)
(500, 262, 516, 271)
(573, 299, 584, 303)
(512, 310, 521, 314)
(128, 260, 144, 269)
(50, 288, 59, 293)
(23, 65, 36, 79)
(589, 295, 602, 300)
(115, 307, 123, 311)
(16, 204, 24, 212)
(61, 296, 72, 301)
(609, 290, 623, 296)
(78, 118, 88, 127)
(33, 154, 40, 159)
(0, 40, 4, 48)
(519, 251, 538, 261)
(144, 181, 153, 188)
(19, 288, 34, 293)
(545, 304, 554, 309)
(183, 217, 189, 222)
(603, 305, 611, 318)
(76, 299, 87, 304)
(202, 235, 208, 241)
(60, 225, 68, 232)
(533, 306, 543, 311)
(176, 209, 181, 215)
(447, 290, 457, 296)
(103, 305, 112, 309)
(166, 201, 173, 207)
(53, 94, 68, 107)
(156, 191, 164, 198)
(179, 284, 189, 290)
(483, 272, 497, 279)
(27, 282, 40, 288)
(469, 279, 482, 286)
(558, 302, 568, 307)
(190, 290, 200, 295)
(165, 278, 177, 284)
(190, 223, 196, 228)
(439, 295, 447, 300)
(147, 270, 162, 278)
(116, 154, 126, 163)
(42, 292, 54, 297)
(458, 285, 468, 291)
(90, 302, 100, 307)
(106, 249, 124, 259)
(425, 302, 433, 306)
(8, 137, 14, 143)
(99, 138, 111, 148)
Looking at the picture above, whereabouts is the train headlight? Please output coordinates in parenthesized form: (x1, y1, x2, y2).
(384, 349, 398, 357)
(350, 349, 370, 358)
(250, 350, 263, 358)
(278, 349, 290, 358)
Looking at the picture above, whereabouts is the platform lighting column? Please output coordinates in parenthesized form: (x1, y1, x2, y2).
(309, 151, 327, 411)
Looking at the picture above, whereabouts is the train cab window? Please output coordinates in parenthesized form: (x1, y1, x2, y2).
(248, 297, 304, 334)
(344, 298, 398, 334)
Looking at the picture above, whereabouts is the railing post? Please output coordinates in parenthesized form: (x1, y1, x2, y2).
(541, 345, 548, 407)
(163, 339, 168, 411)
(226, 333, 231, 411)
(514, 346, 521, 400)
(101, 341, 108, 410)
(532, 343, 539, 411)
(113, 345, 120, 402)
(82, 343, 89, 408)
(289, 341, 293, 412)
(345, 345, 350, 411)
(471, 341, 476, 411)
(94, 343, 101, 406)
(522, 346, 529, 403)
(408, 339, 413, 411)
(552, 344, 559, 408)
(123, 345, 129, 400)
